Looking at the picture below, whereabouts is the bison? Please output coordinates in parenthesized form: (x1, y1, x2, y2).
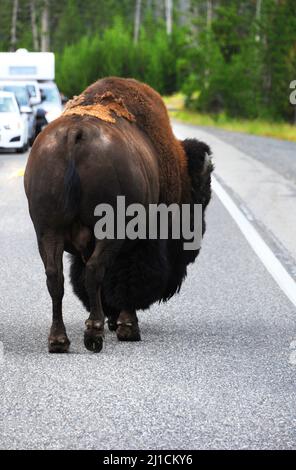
(24, 77, 213, 353)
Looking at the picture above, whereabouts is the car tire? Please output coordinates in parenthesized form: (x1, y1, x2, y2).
(16, 143, 27, 154)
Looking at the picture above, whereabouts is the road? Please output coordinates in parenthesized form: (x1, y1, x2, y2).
(0, 122, 296, 450)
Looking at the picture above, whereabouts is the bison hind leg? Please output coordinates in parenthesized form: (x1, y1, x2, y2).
(69, 255, 120, 330)
(38, 232, 70, 353)
(83, 239, 124, 352)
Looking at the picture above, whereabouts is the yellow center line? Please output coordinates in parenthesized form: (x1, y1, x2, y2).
(9, 168, 25, 178)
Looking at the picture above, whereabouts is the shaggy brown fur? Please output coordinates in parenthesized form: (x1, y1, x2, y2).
(24, 76, 213, 353)
(64, 77, 190, 205)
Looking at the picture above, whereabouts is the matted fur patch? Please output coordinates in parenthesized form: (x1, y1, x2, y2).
(63, 91, 135, 124)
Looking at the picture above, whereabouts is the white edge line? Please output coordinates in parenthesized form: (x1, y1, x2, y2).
(212, 176, 296, 308)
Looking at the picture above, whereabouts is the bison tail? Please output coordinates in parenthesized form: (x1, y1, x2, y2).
(63, 128, 82, 216)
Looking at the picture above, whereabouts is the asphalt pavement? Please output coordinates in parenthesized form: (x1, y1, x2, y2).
(0, 124, 295, 449)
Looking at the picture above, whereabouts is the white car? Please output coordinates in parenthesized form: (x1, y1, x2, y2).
(0, 91, 29, 153)
(0, 81, 36, 145)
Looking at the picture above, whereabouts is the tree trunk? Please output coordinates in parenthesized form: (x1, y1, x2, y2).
(41, 0, 50, 52)
(165, 0, 173, 35)
(30, 0, 39, 51)
(255, 0, 262, 42)
(134, 0, 142, 44)
(10, 0, 18, 51)
(154, 0, 164, 20)
(256, 0, 262, 20)
(206, 0, 212, 28)
(178, 0, 190, 26)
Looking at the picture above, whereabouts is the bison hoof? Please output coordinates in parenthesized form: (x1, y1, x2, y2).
(116, 322, 141, 342)
(84, 329, 104, 353)
(48, 335, 70, 353)
(107, 319, 118, 332)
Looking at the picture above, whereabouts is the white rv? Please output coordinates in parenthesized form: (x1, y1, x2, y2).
(0, 49, 62, 124)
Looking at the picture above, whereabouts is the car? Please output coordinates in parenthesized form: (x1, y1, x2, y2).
(39, 81, 63, 123)
(0, 81, 36, 145)
(0, 91, 29, 153)
(25, 80, 42, 107)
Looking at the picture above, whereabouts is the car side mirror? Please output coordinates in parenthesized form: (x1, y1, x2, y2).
(20, 105, 33, 114)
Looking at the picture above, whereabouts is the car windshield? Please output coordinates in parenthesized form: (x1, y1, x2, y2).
(41, 87, 60, 104)
(0, 96, 18, 113)
(3, 85, 30, 106)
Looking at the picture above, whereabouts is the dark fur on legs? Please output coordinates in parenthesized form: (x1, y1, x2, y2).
(69, 138, 213, 314)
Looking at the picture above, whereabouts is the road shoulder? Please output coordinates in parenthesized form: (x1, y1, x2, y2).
(173, 121, 296, 275)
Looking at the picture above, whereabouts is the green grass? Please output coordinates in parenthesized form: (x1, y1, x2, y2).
(164, 94, 296, 142)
